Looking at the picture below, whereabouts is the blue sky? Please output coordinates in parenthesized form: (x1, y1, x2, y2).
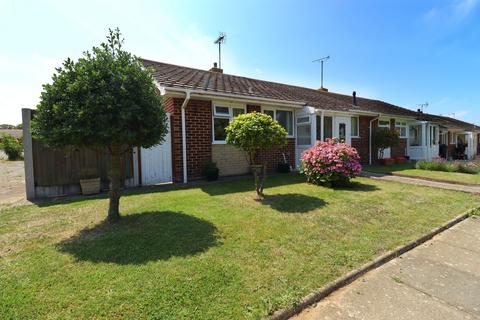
(1, 0, 479, 125)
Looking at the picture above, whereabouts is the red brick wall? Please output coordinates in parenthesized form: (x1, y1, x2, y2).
(389, 118, 407, 158)
(164, 97, 212, 182)
(351, 116, 375, 165)
(247, 104, 261, 113)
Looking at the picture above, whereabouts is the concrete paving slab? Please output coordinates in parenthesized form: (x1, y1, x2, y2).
(293, 217, 480, 320)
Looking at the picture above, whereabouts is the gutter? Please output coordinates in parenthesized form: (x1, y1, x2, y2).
(162, 86, 306, 107)
(180, 90, 191, 183)
(369, 115, 381, 165)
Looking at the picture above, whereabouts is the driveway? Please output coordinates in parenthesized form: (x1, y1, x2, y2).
(0, 160, 25, 206)
(294, 217, 480, 320)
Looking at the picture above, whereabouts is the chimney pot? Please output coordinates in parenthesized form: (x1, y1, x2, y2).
(209, 62, 223, 73)
(353, 91, 357, 106)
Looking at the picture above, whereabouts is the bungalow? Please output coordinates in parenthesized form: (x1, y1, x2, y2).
(139, 59, 480, 184)
(22, 59, 480, 199)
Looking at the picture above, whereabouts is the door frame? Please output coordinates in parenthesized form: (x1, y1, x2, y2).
(333, 116, 351, 145)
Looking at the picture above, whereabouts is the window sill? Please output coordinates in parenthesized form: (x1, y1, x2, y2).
(212, 141, 227, 145)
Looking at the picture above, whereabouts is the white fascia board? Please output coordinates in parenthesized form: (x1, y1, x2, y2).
(162, 86, 306, 108)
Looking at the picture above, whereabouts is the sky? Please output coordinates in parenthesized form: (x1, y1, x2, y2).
(1, 0, 479, 125)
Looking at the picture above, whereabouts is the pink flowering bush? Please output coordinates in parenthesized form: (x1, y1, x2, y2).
(300, 139, 362, 187)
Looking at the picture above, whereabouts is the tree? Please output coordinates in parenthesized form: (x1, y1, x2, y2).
(31, 28, 168, 223)
(0, 133, 23, 160)
(373, 127, 400, 159)
(225, 112, 287, 196)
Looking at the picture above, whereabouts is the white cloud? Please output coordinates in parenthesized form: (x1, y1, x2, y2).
(424, 0, 479, 24)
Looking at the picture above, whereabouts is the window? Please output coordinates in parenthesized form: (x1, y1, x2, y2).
(324, 116, 333, 140)
(263, 108, 294, 136)
(339, 123, 346, 141)
(409, 124, 422, 146)
(351, 117, 359, 137)
(297, 124, 311, 145)
(395, 121, 408, 138)
(430, 126, 437, 146)
(378, 120, 390, 128)
(212, 104, 245, 142)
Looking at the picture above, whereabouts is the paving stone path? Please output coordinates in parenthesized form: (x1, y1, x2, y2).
(293, 216, 480, 320)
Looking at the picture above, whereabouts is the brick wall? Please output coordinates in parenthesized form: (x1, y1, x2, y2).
(212, 144, 250, 176)
(351, 116, 375, 165)
(389, 118, 407, 158)
(164, 97, 212, 182)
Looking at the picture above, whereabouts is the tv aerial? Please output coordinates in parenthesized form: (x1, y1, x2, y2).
(214, 32, 226, 69)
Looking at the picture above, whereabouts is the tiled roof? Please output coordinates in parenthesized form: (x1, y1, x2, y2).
(141, 59, 478, 130)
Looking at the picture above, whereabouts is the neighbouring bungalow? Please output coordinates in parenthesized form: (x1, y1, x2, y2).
(22, 59, 480, 199)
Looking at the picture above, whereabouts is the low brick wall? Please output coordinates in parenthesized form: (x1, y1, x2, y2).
(212, 144, 250, 176)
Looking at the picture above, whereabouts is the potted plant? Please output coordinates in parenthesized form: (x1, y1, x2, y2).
(204, 161, 219, 181)
(395, 156, 407, 164)
(79, 168, 101, 195)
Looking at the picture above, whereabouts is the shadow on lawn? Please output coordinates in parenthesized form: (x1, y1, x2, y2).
(57, 211, 218, 265)
(260, 193, 327, 213)
(335, 181, 380, 192)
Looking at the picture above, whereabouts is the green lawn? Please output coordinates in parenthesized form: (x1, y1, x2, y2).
(364, 163, 480, 185)
(1, 174, 479, 319)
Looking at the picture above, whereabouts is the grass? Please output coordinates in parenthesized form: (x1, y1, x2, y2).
(1, 174, 479, 319)
(364, 162, 480, 185)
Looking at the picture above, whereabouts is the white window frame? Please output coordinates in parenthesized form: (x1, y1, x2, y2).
(351, 116, 360, 138)
(212, 102, 246, 144)
(378, 119, 390, 129)
(261, 106, 295, 138)
(296, 115, 312, 146)
(395, 121, 408, 138)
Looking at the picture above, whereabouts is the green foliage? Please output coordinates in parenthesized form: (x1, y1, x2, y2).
(0, 133, 23, 160)
(203, 161, 219, 181)
(373, 128, 400, 159)
(416, 159, 480, 175)
(225, 112, 287, 164)
(31, 28, 168, 151)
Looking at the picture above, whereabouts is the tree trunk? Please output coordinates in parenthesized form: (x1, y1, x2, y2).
(107, 145, 122, 223)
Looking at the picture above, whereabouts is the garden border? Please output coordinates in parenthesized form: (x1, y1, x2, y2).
(267, 206, 480, 320)
(362, 170, 480, 187)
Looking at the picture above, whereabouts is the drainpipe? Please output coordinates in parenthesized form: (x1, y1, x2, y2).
(369, 115, 381, 165)
(180, 90, 191, 183)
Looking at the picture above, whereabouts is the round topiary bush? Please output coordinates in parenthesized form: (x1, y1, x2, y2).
(300, 139, 362, 187)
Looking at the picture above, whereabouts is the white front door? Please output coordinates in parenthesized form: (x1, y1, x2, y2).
(140, 113, 172, 185)
(334, 116, 351, 145)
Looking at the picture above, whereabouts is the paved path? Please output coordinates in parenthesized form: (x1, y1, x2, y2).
(293, 217, 480, 320)
(361, 171, 480, 194)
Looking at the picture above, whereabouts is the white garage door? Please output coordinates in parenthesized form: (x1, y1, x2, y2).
(141, 114, 172, 185)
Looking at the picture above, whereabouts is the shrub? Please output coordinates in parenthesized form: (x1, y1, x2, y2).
(416, 158, 480, 175)
(204, 161, 219, 181)
(0, 133, 23, 160)
(226, 112, 287, 196)
(300, 139, 362, 187)
(373, 128, 400, 159)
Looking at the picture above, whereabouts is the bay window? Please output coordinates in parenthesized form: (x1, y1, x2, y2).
(212, 104, 246, 143)
(409, 124, 422, 146)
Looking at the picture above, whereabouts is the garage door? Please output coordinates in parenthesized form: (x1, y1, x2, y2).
(140, 113, 172, 185)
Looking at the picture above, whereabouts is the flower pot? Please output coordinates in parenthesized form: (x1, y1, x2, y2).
(80, 178, 101, 195)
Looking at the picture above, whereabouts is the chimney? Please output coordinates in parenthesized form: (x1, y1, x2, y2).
(352, 91, 357, 106)
(318, 87, 329, 92)
(417, 108, 423, 113)
(209, 62, 223, 73)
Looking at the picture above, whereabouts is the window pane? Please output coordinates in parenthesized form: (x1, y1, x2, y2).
(409, 125, 422, 146)
(339, 123, 346, 141)
(379, 120, 390, 128)
(276, 110, 293, 135)
(214, 106, 229, 116)
(351, 117, 359, 136)
(324, 116, 333, 139)
(297, 124, 311, 145)
(297, 116, 310, 124)
(264, 110, 274, 118)
(232, 108, 244, 117)
(213, 118, 229, 141)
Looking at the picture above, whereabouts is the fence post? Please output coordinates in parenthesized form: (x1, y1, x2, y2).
(22, 108, 35, 200)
